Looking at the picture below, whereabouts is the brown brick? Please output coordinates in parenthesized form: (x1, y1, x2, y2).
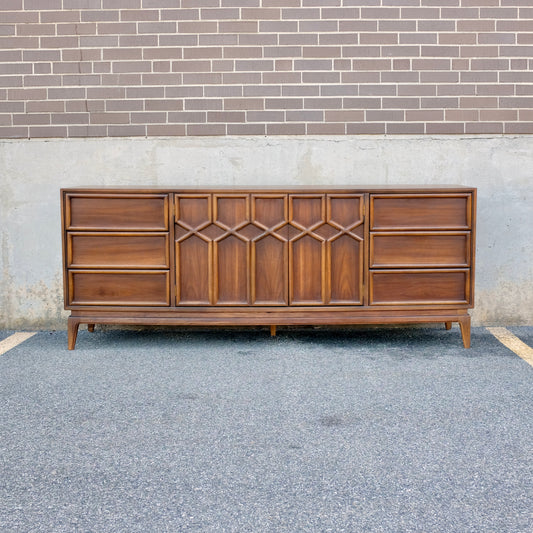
(0, 126, 27, 137)
(383, 46, 420, 57)
(247, 110, 284, 122)
(104, 0, 140, 7)
(466, 122, 503, 134)
(223, 72, 261, 84)
(185, 99, 223, 110)
(241, 8, 281, 19)
(504, 122, 533, 134)
(480, 7, 518, 18)
(501, 97, 533, 108)
(281, 8, 320, 19)
(342, 46, 380, 58)
(29, 125, 67, 137)
(426, 122, 464, 133)
(2, 12, 38, 23)
(184, 47, 222, 59)
(343, 97, 381, 109)
(367, 110, 404, 121)
(299, 21, 338, 32)
(421, 97, 458, 108)
(419, 20, 455, 31)
(109, 125, 146, 136)
(219, 21, 258, 33)
(208, 111, 246, 122)
(267, 122, 305, 134)
(445, 109, 478, 121)
(24, 0, 62, 9)
(51, 113, 90, 124)
(235, 59, 274, 71)
(480, 109, 517, 121)
(361, 33, 398, 45)
(131, 112, 167, 123)
(90, 112, 129, 124)
(307, 123, 346, 134)
(147, 124, 186, 135)
(477, 84, 514, 96)
(82, 11, 120, 22)
(387, 123, 424, 134)
(212, 60, 235, 72)
(178, 21, 218, 33)
(243, 85, 280, 97)
(169, 111, 207, 123)
(398, 85, 435, 96)
(279, 34, 317, 46)
(205, 86, 242, 97)
(319, 34, 358, 46)
(224, 98, 263, 110)
(98, 22, 137, 34)
(405, 109, 443, 121)
(439, 33, 477, 45)
(286, 110, 323, 121)
(227, 123, 265, 135)
(240, 33, 277, 45)
(347, 123, 385, 134)
(186, 123, 226, 135)
(412, 58, 450, 70)
(320, 85, 357, 96)
(361, 7, 400, 18)
(359, 84, 396, 96)
(202, 35, 239, 46)
(303, 46, 341, 58)
(302, 71, 338, 83)
(400, 33, 437, 45)
(339, 21, 378, 32)
(265, 98, 303, 109)
(437, 85, 475, 96)
(326, 110, 364, 122)
(139, 22, 177, 34)
(112, 61, 151, 73)
(224, 47, 263, 58)
(0, 36, 39, 48)
(471, 58, 509, 70)
(106, 99, 143, 111)
(142, 73, 183, 85)
(161, 9, 199, 21)
(13, 113, 50, 125)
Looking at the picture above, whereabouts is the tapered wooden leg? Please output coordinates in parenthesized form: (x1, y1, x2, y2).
(68, 318, 80, 351)
(445, 322, 452, 330)
(87, 323, 95, 332)
(458, 316, 471, 349)
(270, 325, 277, 337)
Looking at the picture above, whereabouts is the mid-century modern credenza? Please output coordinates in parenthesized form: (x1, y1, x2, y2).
(61, 187, 476, 350)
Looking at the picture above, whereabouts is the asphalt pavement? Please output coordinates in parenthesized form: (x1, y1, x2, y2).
(1, 326, 532, 533)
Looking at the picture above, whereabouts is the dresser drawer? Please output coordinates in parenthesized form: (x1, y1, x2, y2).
(67, 233, 169, 269)
(370, 194, 472, 230)
(370, 232, 471, 268)
(68, 270, 170, 306)
(369, 269, 470, 305)
(66, 194, 169, 231)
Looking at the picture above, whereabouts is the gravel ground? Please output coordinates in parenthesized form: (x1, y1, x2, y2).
(1, 326, 532, 533)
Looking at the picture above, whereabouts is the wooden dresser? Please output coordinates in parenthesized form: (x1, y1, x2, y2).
(61, 187, 476, 350)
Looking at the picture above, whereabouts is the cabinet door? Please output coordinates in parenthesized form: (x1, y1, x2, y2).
(174, 194, 288, 305)
(289, 194, 364, 305)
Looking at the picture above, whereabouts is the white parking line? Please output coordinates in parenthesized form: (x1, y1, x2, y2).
(0, 332, 37, 355)
(487, 327, 533, 367)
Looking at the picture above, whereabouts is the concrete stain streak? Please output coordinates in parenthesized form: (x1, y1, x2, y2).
(487, 327, 533, 367)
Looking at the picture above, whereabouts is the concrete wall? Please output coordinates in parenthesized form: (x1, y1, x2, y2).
(1, 134, 532, 329)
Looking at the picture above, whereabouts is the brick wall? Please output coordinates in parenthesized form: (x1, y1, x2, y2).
(1, 0, 532, 138)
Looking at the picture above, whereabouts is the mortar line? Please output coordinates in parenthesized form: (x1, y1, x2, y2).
(0, 332, 37, 356)
(486, 327, 533, 368)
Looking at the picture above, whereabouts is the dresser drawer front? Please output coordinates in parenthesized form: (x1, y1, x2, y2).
(66, 194, 169, 231)
(68, 233, 169, 268)
(369, 269, 470, 305)
(370, 232, 471, 268)
(370, 194, 471, 230)
(68, 270, 170, 306)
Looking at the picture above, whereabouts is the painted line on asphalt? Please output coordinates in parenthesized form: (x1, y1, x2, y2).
(0, 332, 37, 356)
(487, 327, 533, 367)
